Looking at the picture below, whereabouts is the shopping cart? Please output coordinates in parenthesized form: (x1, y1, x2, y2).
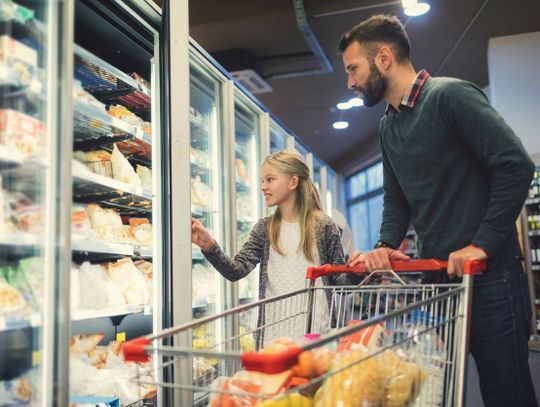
(123, 259, 486, 407)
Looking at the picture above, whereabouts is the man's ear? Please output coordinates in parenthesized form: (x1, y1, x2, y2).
(377, 45, 393, 71)
(289, 175, 299, 190)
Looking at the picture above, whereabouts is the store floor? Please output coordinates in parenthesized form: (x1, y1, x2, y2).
(466, 351, 540, 405)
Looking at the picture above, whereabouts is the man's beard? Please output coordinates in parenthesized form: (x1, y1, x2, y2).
(362, 62, 388, 107)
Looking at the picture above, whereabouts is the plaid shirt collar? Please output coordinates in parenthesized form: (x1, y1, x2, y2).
(385, 69, 430, 116)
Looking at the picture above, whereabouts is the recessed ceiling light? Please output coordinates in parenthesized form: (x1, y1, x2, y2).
(404, 2, 430, 16)
(348, 97, 364, 107)
(333, 121, 349, 130)
(337, 102, 351, 110)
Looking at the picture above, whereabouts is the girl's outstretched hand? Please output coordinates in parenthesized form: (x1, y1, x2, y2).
(191, 218, 215, 252)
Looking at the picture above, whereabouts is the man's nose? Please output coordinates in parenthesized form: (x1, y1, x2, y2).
(347, 76, 356, 91)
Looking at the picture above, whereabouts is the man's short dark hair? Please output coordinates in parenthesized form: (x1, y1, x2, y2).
(339, 15, 411, 62)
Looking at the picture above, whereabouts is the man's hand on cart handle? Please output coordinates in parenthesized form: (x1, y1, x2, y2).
(448, 244, 488, 278)
(191, 218, 216, 252)
(349, 248, 410, 271)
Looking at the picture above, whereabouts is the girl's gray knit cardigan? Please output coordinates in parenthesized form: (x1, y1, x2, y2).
(202, 214, 359, 299)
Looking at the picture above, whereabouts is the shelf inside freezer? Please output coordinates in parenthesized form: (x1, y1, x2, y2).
(73, 101, 152, 159)
(0, 312, 41, 332)
(529, 230, 540, 237)
(72, 304, 152, 321)
(526, 197, 540, 205)
(71, 234, 134, 256)
(74, 45, 151, 120)
(0, 145, 46, 170)
(72, 163, 152, 213)
(0, 233, 40, 257)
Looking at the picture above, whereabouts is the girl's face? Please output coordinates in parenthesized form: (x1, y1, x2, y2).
(261, 164, 298, 207)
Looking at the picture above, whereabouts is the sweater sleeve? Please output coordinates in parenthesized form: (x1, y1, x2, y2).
(441, 81, 535, 255)
(202, 219, 265, 282)
(379, 144, 411, 249)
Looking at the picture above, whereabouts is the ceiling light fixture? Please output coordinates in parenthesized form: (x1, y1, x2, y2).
(348, 97, 364, 107)
(402, 0, 430, 16)
(333, 121, 349, 130)
(337, 102, 351, 110)
(337, 97, 364, 110)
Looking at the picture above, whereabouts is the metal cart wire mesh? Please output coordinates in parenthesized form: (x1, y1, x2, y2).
(124, 259, 486, 407)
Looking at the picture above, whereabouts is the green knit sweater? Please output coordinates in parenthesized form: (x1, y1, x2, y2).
(379, 76, 534, 264)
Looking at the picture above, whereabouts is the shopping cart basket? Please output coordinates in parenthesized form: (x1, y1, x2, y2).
(124, 259, 486, 407)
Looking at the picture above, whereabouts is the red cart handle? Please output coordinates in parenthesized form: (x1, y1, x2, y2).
(122, 337, 151, 363)
(241, 346, 303, 374)
(306, 259, 486, 281)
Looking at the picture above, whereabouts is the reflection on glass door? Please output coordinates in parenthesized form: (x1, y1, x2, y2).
(269, 121, 287, 154)
(313, 157, 323, 196)
(0, 2, 49, 403)
(189, 56, 228, 380)
(234, 100, 261, 304)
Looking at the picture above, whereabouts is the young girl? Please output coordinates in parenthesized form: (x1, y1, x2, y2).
(191, 150, 356, 337)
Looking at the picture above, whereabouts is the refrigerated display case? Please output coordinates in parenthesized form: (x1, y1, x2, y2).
(189, 51, 232, 382)
(234, 94, 262, 307)
(313, 156, 323, 195)
(269, 120, 288, 154)
(0, 1, 51, 403)
(68, 1, 161, 405)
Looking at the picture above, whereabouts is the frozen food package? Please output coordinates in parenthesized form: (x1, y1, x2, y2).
(128, 218, 152, 247)
(0, 278, 25, 316)
(0, 375, 34, 405)
(78, 262, 125, 309)
(0, 36, 37, 85)
(107, 258, 150, 305)
(71, 204, 94, 237)
(69, 333, 105, 357)
(191, 175, 210, 208)
(15, 204, 44, 235)
(0, 0, 35, 23)
(73, 80, 106, 111)
(14, 257, 44, 312)
(110, 144, 141, 188)
(0, 109, 44, 156)
(87, 204, 128, 244)
(108, 105, 144, 128)
(136, 165, 152, 192)
(85, 150, 113, 178)
(130, 72, 150, 91)
(134, 260, 152, 301)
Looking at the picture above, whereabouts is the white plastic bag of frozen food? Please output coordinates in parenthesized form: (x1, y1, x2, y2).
(78, 262, 125, 309)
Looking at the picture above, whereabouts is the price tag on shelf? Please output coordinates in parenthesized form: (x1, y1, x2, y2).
(32, 351, 40, 367)
(116, 332, 126, 342)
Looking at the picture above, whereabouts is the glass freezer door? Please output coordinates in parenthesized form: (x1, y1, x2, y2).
(269, 120, 288, 154)
(68, 2, 161, 405)
(189, 55, 229, 373)
(234, 98, 261, 308)
(0, 0, 52, 403)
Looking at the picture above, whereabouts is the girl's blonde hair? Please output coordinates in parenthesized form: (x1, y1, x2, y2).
(263, 149, 323, 263)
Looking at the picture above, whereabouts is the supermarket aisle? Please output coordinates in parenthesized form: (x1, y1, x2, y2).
(466, 352, 540, 405)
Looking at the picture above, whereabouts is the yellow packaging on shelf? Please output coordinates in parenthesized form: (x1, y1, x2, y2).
(116, 332, 126, 342)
